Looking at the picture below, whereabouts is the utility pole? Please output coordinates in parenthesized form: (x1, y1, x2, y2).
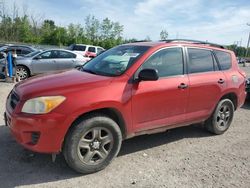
(245, 23, 250, 57)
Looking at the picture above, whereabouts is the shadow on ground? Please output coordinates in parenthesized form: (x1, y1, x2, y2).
(241, 98, 250, 110)
(0, 123, 212, 187)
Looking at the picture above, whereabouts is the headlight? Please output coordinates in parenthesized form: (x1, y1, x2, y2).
(22, 96, 66, 114)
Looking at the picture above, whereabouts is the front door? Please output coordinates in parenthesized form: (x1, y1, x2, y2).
(132, 47, 189, 131)
(32, 50, 58, 74)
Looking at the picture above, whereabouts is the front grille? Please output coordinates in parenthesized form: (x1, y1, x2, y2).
(9, 91, 20, 110)
(31, 132, 40, 145)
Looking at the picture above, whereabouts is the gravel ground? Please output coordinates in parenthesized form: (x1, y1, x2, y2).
(0, 65, 250, 188)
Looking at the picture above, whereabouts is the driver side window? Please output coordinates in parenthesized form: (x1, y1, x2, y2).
(40, 51, 52, 59)
(136, 47, 184, 78)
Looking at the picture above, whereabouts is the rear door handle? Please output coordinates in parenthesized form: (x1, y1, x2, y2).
(218, 79, 225, 84)
(178, 83, 188, 89)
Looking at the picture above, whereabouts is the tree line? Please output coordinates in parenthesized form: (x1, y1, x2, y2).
(0, 13, 125, 49)
(227, 45, 250, 58)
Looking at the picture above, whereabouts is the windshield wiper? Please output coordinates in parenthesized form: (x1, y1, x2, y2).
(82, 68, 98, 75)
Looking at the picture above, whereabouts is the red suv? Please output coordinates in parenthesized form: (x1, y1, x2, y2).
(5, 40, 246, 173)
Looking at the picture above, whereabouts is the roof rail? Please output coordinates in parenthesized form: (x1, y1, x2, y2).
(160, 39, 225, 49)
(133, 40, 152, 43)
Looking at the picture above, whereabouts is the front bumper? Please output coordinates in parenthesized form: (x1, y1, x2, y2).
(5, 108, 72, 154)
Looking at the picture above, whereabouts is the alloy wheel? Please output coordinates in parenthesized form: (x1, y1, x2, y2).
(77, 127, 114, 165)
(16, 67, 28, 80)
(216, 104, 231, 131)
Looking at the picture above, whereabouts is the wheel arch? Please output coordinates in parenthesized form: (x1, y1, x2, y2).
(220, 92, 238, 110)
(64, 107, 127, 143)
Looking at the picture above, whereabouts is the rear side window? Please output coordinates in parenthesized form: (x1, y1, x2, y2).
(58, 51, 76, 58)
(214, 50, 232, 70)
(73, 45, 86, 51)
(21, 49, 31, 55)
(88, 47, 96, 53)
(188, 48, 214, 74)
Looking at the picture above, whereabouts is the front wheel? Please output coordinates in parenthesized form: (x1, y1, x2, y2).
(205, 99, 234, 135)
(16, 65, 30, 80)
(63, 114, 122, 174)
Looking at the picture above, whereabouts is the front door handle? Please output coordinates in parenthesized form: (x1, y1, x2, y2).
(218, 79, 225, 84)
(178, 83, 188, 89)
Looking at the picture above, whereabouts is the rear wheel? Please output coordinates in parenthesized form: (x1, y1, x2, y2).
(205, 99, 234, 135)
(63, 114, 122, 174)
(16, 65, 30, 80)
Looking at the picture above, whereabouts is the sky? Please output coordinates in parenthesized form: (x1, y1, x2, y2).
(5, 0, 250, 46)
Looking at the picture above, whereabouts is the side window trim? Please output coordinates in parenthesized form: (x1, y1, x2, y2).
(211, 50, 221, 71)
(134, 46, 185, 80)
(185, 47, 216, 75)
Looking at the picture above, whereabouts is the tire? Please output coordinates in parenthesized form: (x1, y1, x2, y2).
(205, 99, 234, 135)
(16, 65, 30, 80)
(63, 114, 122, 174)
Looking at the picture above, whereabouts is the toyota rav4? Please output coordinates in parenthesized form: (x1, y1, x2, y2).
(5, 39, 247, 173)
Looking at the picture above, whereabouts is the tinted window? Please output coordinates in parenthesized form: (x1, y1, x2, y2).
(188, 48, 214, 73)
(73, 45, 86, 51)
(58, 51, 76, 58)
(139, 48, 183, 77)
(15, 49, 22, 55)
(88, 47, 96, 53)
(21, 49, 31, 55)
(214, 50, 232, 70)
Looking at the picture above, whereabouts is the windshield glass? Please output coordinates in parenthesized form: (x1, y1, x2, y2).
(24, 50, 42, 57)
(82, 45, 150, 76)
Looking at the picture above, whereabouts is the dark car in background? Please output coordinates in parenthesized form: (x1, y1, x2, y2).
(0, 45, 37, 59)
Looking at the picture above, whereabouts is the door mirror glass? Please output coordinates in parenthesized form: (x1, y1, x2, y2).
(33, 55, 41, 60)
(138, 69, 159, 81)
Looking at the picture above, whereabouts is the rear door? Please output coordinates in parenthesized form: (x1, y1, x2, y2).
(185, 47, 226, 122)
(132, 47, 189, 131)
(56, 50, 77, 70)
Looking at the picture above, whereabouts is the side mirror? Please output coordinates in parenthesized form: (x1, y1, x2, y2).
(33, 56, 41, 60)
(138, 69, 159, 81)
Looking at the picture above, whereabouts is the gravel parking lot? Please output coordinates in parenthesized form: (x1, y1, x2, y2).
(0, 65, 250, 188)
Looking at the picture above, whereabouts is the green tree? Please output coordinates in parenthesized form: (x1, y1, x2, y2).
(85, 15, 100, 44)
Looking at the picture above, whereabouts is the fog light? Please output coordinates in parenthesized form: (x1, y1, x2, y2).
(31, 132, 40, 145)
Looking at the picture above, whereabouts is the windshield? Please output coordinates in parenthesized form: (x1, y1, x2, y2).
(82, 45, 150, 76)
(24, 50, 42, 57)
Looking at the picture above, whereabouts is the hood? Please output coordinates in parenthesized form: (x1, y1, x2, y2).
(15, 69, 113, 100)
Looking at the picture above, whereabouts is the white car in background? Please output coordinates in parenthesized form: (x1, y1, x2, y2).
(68, 44, 105, 58)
